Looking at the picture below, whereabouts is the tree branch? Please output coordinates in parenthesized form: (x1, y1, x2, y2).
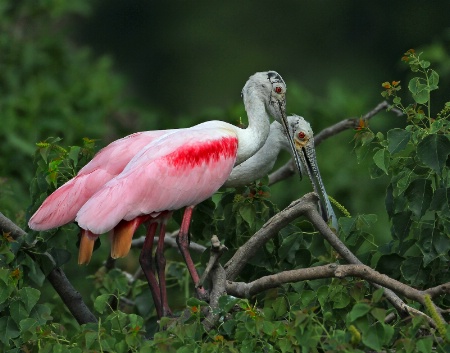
(131, 232, 207, 253)
(0, 213, 97, 324)
(268, 101, 403, 185)
(0, 211, 27, 240)
(225, 264, 443, 327)
(47, 267, 98, 324)
(224, 193, 317, 280)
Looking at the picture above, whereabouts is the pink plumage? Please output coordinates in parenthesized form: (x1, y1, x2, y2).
(28, 130, 169, 230)
(75, 125, 238, 234)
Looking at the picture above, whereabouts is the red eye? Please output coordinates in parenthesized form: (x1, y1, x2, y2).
(275, 86, 282, 94)
(298, 132, 305, 139)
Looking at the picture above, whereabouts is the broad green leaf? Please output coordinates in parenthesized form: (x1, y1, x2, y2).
(339, 217, 357, 237)
(332, 289, 350, 309)
(373, 149, 389, 174)
(408, 77, 429, 104)
(387, 129, 411, 154)
(376, 254, 404, 279)
(428, 69, 439, 90)
(85, 331, 98, 349)
(186, 297, 208, 307)
(361, 322, 388, 351)
(395, 170, 418, 196)
(300, 290, 316, 307)
(417, 134, 450, 174)
(391, 211, 412, 242)
(404, 179, 432, 218)
(10, 300, 29, 325)
(348, 303, 371, 322)
(30, 304, 52, 324)
(272, 297, 287, 318)
(0, 280, 14, 304)
(0, 316, 20, 343)
(94, 293, 112, 314)
(401, 257, 427, 285)
(239, 203, 256, 228)
(278, 233, 300, 262)
(19, 287, 40, 312)
(416, 337, 433, 353)
(218, 295, 240, 313)
(68, 145, 81, 165)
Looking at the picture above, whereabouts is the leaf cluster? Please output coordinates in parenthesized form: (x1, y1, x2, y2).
(355, 50, 450, 290)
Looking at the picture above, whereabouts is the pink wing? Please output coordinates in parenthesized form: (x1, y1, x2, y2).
(76, 126, 238, 234)
(28, 130, 170, 231)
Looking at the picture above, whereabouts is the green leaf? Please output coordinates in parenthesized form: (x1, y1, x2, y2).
(348, 303, 371, 322)
(68, 145, 81, 165)
(278, 233, 301, 262)
(10, 300, 29, 325)
(404, 179, 432, 218)
(401, 257, 427, 285)
(408, 77, 429, 104)
(387, 129, 411, 154)
(239, 203, 256, 227)
(186, 297, 208, 307)
(430, 188, 450, 213)
(218, 295, 240, 313)
(361, 322, 388, 351)
(0, 316, 20, 343)
(373, 149, 389, 174)
(428, 69, 439, 90)
(391, 211, 412, 242)
(416, 337, 433, 353)
(272, 297, 287, 318)
(19, 287, 40, 312)
(417, 134, 450, 174)
(94, 293, 112, 314)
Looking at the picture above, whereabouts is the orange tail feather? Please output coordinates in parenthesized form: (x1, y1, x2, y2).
(78, 230, 97, 265)
(110, 218, 144, 259)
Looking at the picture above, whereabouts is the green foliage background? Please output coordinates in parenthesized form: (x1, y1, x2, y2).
(1, 1, 450, 352)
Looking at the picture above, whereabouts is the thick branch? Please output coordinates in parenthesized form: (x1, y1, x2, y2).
(226, 264, 443, 327)
(0, 212, 27, 240)
(268, 101, 402, 185)
(47, 268, 98, 324)
(202, 264, 226, 331)
(0, 213, 97, 324)
(224, 193, 317, 280)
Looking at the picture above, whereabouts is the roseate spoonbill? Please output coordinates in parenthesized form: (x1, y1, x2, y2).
(225, 115, 338, 230)
(30, 71, 295, 317)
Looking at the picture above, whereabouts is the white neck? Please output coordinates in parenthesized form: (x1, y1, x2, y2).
(234, 89, 271, 165)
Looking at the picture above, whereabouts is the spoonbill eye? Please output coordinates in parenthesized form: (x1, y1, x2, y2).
(275, 86, 282, 94)
(298, 132, 306, 139)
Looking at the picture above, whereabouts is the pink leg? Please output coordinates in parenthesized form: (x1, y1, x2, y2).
(154, 214, 172, 317)
(176, 206, 207, 298)
(139, 221, 163, 318)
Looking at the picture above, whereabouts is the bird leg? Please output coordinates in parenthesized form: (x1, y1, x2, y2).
(176, 206, 207, 299)
(154, 213, 172, 317)
(139, 221, 163, 318)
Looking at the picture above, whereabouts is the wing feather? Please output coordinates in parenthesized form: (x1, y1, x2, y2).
(76, 126, 238, 234)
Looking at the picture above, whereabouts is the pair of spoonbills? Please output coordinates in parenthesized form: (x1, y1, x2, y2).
(29, 71, 336, 317)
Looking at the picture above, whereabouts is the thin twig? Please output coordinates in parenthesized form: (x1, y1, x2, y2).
(198, 235, 228, 287)
(131, 232, 207, 253)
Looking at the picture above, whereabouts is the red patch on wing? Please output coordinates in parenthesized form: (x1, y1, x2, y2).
(166, 137, 238, 169)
